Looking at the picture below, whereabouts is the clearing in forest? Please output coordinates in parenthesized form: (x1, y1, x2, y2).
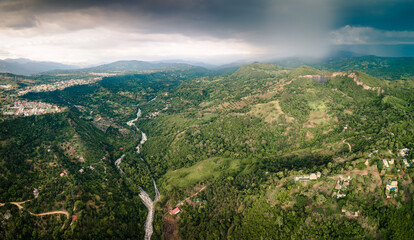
(249, 100, 293, 123)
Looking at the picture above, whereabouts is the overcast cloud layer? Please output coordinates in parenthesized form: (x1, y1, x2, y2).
(0, 0, 413, 65)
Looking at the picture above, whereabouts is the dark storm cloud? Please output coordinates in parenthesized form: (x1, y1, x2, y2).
(0, 0, 413, 58)
(334, 0, 414, 31)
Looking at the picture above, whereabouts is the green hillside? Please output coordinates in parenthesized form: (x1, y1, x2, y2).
(1, 63, 414, 239)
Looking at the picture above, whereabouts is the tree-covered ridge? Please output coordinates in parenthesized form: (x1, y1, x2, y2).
(271, 56, 414, 80)
(314, 56, 414, 80)
(0, 112, 153, 239)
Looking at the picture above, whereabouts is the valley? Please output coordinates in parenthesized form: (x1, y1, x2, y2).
(1, 0, 413, 239)
(1, 60, 414, 239)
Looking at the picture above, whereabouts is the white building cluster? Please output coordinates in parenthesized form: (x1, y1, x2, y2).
(3, 100, 62, 116)
(18, 77, 101, 96)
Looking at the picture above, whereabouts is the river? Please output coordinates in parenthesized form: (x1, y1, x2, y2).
(123, 107, 160, 240)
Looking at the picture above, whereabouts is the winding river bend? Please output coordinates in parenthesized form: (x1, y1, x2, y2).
(121, 107, 160, 240)
(114, 154, 125, 175)
(139, 179, 160, 240)
(127, 108, 148, 153)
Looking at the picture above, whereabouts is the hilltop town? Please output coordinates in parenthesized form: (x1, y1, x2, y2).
(2, 100, 63, 117)
(17, 77, 102, 96)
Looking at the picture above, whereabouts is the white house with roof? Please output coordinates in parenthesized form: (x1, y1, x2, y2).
(403, 159, 412, 167)
(400, 148, 410, 157)
(383, 159, 390, 169)
(294, 172, 322, 181)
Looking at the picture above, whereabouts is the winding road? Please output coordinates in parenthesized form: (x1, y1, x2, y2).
(176, 186, 206, 207)
(343, 139, 352, 152)
(1, 199, 69, 229)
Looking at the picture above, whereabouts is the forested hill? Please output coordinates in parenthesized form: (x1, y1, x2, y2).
(271, 56, 414, 80)
(0, 112, 151, 239)
(1, 63, 414, 239)
(44, 60, 213, 76)
(0, 59, 76, 75)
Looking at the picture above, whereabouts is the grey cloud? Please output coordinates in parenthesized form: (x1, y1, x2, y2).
(0, 0, 413, 58)
(331, 26, 414, 45)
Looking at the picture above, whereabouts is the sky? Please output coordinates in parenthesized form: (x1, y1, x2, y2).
(0, 0, 413, 65)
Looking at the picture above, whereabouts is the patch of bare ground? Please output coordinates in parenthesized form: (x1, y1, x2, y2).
(0, 139, 9, 147)
(305, 131, 314, 141)
(312, 181, 324, 190)
(248, 100, 294, 123)
(48, 161, 58, 167)
(323, 128, 334, 134)
(283, 127, 292, 136)
(85, 200, 97, 210)
(348, 73, 383, 96)
(163, 215, 179, 240)
(60, 142, 84, 162)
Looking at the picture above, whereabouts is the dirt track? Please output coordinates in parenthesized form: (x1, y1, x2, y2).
(343, 139, 352, 152)
(29, 210, 69, 218)
(1, 200, 69, 218)
(176, 186, 207, 207)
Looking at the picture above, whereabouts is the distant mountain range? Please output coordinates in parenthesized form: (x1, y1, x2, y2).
(0, 58, 77, 75)
(2, 54, 414, 80)
(47, 60, 208, 74)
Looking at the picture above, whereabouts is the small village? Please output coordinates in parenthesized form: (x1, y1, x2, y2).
(167, 147, 414, 220)
(250, 147, 414, 221)
(17, 77, 102, 96)
(2, 100, 63, 116)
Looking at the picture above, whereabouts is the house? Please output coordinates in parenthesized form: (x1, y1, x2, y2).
(170, 207, 181, 215)
(337, 192, 346, 199)
(334, 176, 351, 198)
(386, 180, 398, 198)
(60, 170, 67, 177)
(389, 159, 394, 165)
(294, 176, 309, 181)
(403, 159, 411, 167)
(399, 148, 410, 157)
(294, 172, 321, 181)
(33, 188, 39, 198)
(383, 159, 390, 169)
(3, 212, 11, 220)
(70, 215, 78, 226)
